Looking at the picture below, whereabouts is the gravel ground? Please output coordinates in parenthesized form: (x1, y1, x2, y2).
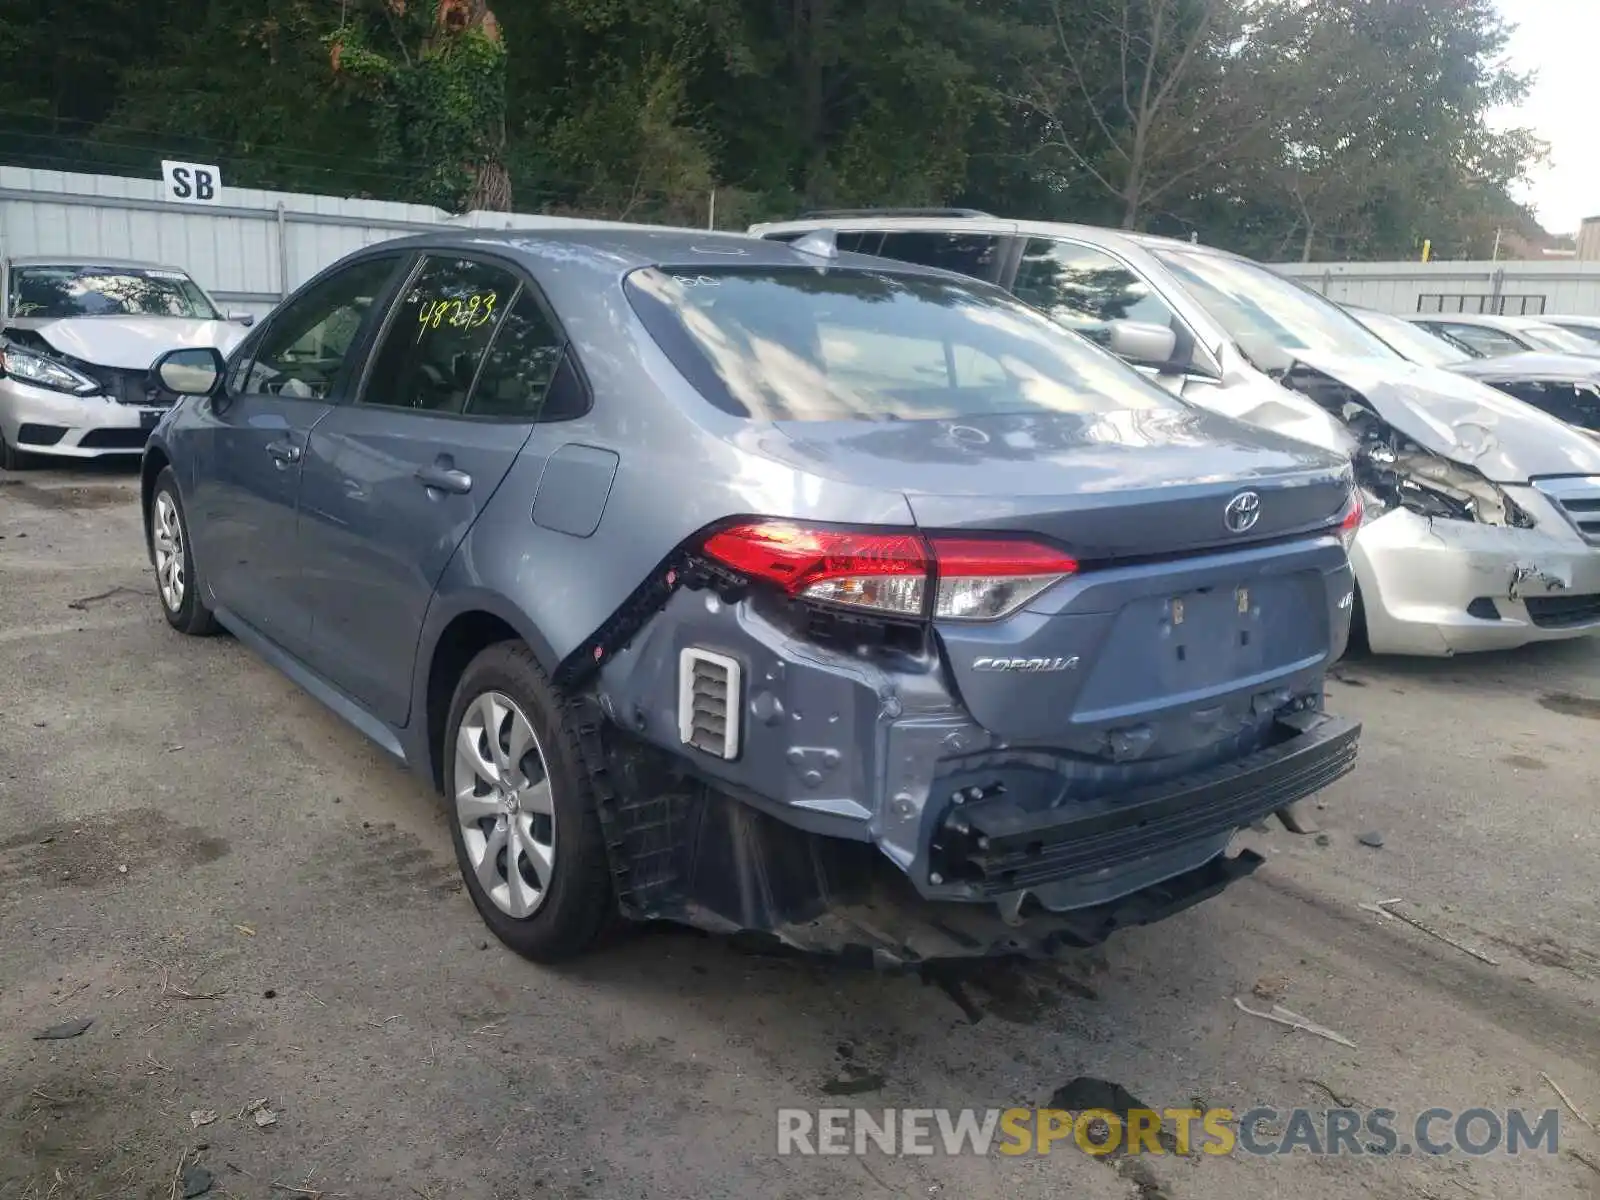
(2, 462, 1598, 1200)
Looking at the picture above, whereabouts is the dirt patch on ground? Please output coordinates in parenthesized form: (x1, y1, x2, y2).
(0, 481, 137, 511)
(0, 808, 228, 894)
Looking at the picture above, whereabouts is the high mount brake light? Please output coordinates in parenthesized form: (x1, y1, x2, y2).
(699, 521, 1078, 621)
(1337, 492, 1363, 553)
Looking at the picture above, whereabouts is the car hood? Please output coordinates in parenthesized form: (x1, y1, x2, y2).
(13, 316, 247, 370)
(1287, 351, 1600, 482)
(1448, 351, 1600, 385)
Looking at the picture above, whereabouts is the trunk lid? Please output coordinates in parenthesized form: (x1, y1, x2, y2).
(775, 408, 1353, 560)
(775, 410, 1352, 748)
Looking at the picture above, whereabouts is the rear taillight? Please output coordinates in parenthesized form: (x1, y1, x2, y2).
(1338, 493, 1363, 552)
(929, 537, 1079, 619)
(699, 521, 1077, 621)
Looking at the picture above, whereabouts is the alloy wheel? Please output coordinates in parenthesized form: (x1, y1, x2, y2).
(454, 691, 556, 918)
(152, 492, 186, 613)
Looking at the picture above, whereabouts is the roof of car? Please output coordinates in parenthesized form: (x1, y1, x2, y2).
(358, 223, 1000, 283)
(1546, 314, 1600, 327)
(7, 254, 190, 272)
(745, 212, 1217, 258)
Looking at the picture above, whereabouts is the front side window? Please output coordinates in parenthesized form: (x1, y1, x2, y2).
(625, 265, 1182, 423)
(360, 256, 519, 415)
(9, 265, 220, 320)
(872, 232, 1007, 283)
(1153, 248, 1400, 372)
(1013, 238, 1179, 346)
(237, 256, 400, 400)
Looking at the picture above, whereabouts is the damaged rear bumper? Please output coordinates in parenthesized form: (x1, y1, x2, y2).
(1354, 488, 1600, 656)
(579, 701, 1359, 962)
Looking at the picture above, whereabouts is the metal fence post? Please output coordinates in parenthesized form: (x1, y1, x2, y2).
(276, 202, 290, 301)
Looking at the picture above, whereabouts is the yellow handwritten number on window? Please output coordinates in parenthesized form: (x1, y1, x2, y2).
(415, 292, 499, 342)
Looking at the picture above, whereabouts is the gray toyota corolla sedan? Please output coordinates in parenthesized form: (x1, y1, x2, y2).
(140, 225, 1362, 965)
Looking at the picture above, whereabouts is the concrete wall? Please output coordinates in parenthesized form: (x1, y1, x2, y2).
(1274, 258, 1600, 317)
(0, 166, 651, 319)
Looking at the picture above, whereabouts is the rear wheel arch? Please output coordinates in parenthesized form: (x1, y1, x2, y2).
(420, 605, 560, 794)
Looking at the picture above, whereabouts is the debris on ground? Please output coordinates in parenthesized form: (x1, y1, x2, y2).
(1049, 1078, 1179, 1154)
(33, 1017, 93, 1040)
(1315, 833, 1332, 846)
(1541, 1072, 1597, 1134)
(821, 1071, 886, 1096)
(190, 1109, 218, 1129)
(1250, 975, 1289, 1003)
(1300, 1077, 1356, 1108)
(1361, 899, 1500, 965)
(238, 1098, 279, 1128)
(1232, 997, 1356, 1048)
(181, 1163, 215, 1198)
(1357, 830, 1385, 848)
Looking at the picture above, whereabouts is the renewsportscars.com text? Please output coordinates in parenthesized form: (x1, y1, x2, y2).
(776, 1106, 1563, 1158)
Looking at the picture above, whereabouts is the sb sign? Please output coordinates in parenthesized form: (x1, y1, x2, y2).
(160, 160, 223, 206)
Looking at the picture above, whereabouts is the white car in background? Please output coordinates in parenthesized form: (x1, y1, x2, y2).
(1544, 313, 1600, 349)
(1408, 312, 1600, 359)
(0, 256, 251, 469)
(750, 212, 1600, 656)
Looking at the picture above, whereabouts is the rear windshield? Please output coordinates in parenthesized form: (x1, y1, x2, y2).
(8, 266, 219, 320)
(624, 266, 1182, 422)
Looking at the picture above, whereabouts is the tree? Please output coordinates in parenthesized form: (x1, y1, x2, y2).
(1012, 0, 1288, 229)
(328, 0, 511, 212)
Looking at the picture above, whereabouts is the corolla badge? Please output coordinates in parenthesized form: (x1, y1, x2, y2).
(972, 656, 1080, 672)
(1224, 490, 1262, 534)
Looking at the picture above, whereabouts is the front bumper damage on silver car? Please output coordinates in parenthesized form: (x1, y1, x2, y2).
(566, 571, 1359, 967)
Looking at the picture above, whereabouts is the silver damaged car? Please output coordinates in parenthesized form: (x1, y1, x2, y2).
(1, 256, 249, 468)
(139, 227, 1362, 965)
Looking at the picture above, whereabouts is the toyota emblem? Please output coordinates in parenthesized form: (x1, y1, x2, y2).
(1224, 490, 1261, 534)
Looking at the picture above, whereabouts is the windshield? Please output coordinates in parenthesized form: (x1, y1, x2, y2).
(1521, 324, 1600, 355)
(1346, 308, 1470, 368)
(8, 266, 220, 320)
(625, 266, 1183, 422)
(1152, 248, 1401, 370)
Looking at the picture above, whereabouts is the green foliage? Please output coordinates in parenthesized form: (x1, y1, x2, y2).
(0, 0, 1554, 257)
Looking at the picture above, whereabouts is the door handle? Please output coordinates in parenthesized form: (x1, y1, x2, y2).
(265, 440, 301, 466)
(416, 463, 472, 495)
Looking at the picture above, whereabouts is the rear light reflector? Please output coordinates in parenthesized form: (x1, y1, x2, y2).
(699, 521, 1076, 621)
(1337, 493, 1363, 552)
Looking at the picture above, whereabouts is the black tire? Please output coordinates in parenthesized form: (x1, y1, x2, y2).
(444, 641, 614, 962)
(150, 467, 218, 636)
(1, 431, 32, 471)
(1343, 581, 1371, 659)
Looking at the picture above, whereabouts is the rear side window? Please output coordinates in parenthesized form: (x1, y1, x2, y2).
(464, 290, 568, 419)
(872, 232, 1006, 282)
(625, 266, 1180, 423)
(1013, 238, 1179, 345)
(360, 256, 518, 414)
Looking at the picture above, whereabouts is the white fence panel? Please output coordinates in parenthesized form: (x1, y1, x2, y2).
(1275, 259, 1600, 317)
(0, 165, 625, 320)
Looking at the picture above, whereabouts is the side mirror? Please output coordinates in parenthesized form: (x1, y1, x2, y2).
(1106, 319, 1179, 368)
(154, 346, 226, 397)
(226, 311, 255, 327)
